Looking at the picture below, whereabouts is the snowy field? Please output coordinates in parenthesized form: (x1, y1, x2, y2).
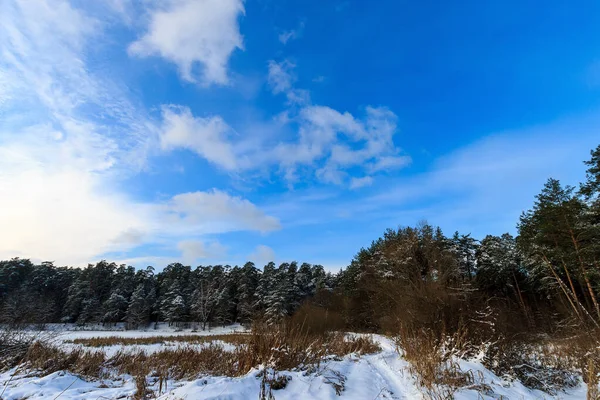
(16, 323, 246, 357)
(0, 326, 595, 399)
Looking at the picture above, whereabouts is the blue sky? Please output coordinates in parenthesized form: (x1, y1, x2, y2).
(0, 0, 599, 270)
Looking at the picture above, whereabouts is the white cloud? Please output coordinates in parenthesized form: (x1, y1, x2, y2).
(354, 112, 600, 237)
(263, 60, 408, 186)
(367, 155, 412, 173)
(0, 165, 150, 264)
(267, 60, 309, 105)
(0, 0, 277, 266)
(0, 70, 14, 107)
(158, 98, 407, 187)
(278, 21, 304, 44)
(166, 190, 281, 234)
(279, 31, 296, 45)
(271, 105, 408, 185)
(160, 105, 238, 171)
(129, 0, 244, 85)
(268, 60, 296, 94)
(250, 245, 276, 264)
(178, 240, 227, 264)
(285, 88, 311, 105)
(0, 0, 156, 265)
(349, 176, 373, 189)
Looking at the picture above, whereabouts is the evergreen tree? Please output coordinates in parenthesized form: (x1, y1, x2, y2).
(264, 263, 290, 325)
(476, 234, 528, 310)
(518, 178, 600, 323)
(191, 266, 227, 329)
(102, 292, 129, 324)
(126, 283, 152, 329)
(451, 232, 479, 281)
(161, 282, 189, 325)
(237, 262, 259, 323)
(256, 262, 276, 313)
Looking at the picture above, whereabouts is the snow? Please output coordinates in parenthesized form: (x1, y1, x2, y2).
(0, 331, 595, 399)
(34, 322, 245, 336)
(28, 323, 246, 357)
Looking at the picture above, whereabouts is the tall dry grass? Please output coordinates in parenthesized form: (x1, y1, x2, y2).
(5, 320, 380, 398)
(67, 333, 250, 347)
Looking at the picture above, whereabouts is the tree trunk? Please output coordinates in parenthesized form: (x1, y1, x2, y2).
(567, 224, 600, 321)
(542, 254, 582, 321)
(512, 271, 529, 323)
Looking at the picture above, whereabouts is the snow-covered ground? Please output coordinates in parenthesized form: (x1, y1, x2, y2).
(30, 322, 246, 338)
(0, 329, 594, 399)
(37, 323, 246, 357)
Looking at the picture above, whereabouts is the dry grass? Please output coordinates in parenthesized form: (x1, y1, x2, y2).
(233, 322, 380, 372)
(396, 326, 473, 400)
(67, 333, 250, 347)
(11, 322, 381, 389)
(480, 331, 600, 395)
(0, 330, 34, 370)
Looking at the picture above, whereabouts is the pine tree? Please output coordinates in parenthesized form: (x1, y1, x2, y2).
(161, 282, 189, 325)
(451, 232, 479, 281)
(237, 262, 259, 323)
(296, 263, 314, 300)
(62, 280, 90, 323)
(102, 292, 129, 324)
(518, 178, 600, 324)
(126, 283, 152, 329)
(580, 145, 600, 202)
(255, 262, 276, 313)
(264, 264, 289, 325)
(191, 266, 227, 330)
(476, 234, 528, 312)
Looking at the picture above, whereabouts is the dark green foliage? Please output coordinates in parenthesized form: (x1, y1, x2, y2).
(0, 258, 328, 328)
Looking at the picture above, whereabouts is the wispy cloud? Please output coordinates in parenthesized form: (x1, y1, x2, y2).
(267, 59, 310, 105)
(178, 240, 228, 264)
(278, 21, 304, 45)
(164, 190, 281, 234)
(0, 0, 153, 264)
(349, 176, 374, 189)
(268, 60, 296, 94)
(129, 0, 245, 85)
(273, 105, 409, 185)
(265, 109, 600, 232)
(358, 113, 600, 236)
(249, 245, 276, 264)
(0, 0, 277, 266)
(161, 57, 409, 187)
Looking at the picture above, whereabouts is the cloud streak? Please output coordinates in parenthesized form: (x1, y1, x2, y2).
(0, 0, 278, 266)
(278, 22, 304, 44)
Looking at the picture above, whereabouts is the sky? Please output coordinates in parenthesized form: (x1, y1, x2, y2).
(0, 0, 599, 271)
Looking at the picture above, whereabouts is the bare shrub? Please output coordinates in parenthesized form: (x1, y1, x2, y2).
(396, 326, 473, 399)
(240, 321, 379, 372)
(133, 374, 152, 400)
(478, 329, 600, 396)
(289, 303, 345, 336)
(0, 329, 34, 370)
(483, 338, 578, 394)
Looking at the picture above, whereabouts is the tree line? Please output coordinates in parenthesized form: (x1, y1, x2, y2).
(1, 144, 599, 335)
(334, 144, 600, 335)
(0, 259, 335, 329)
